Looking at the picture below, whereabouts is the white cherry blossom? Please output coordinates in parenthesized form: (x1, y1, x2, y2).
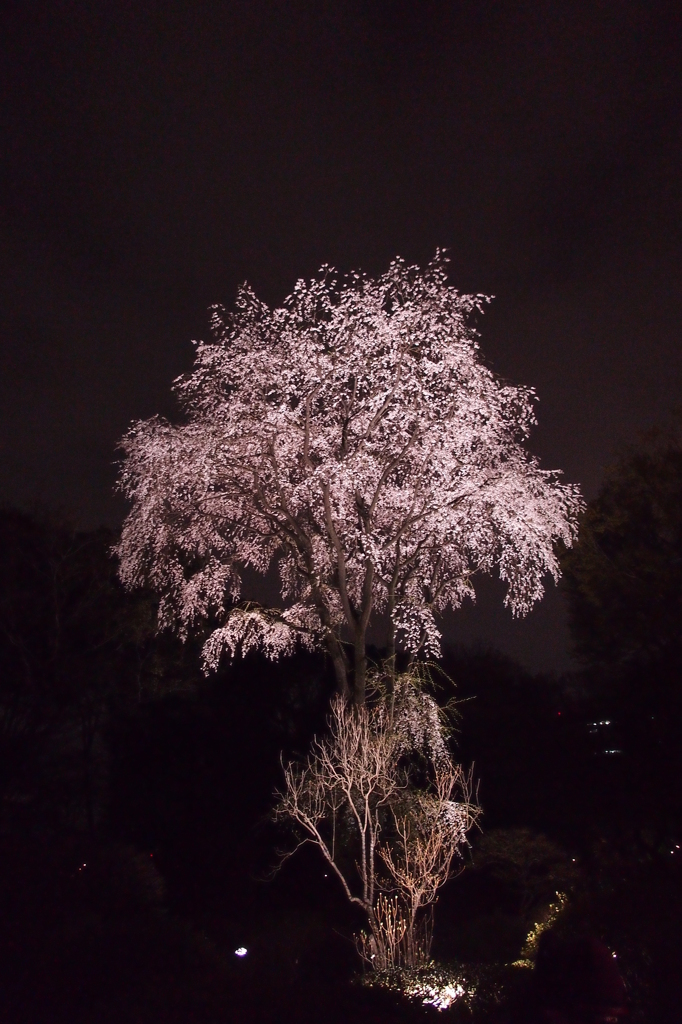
(116, 253, 581, 702)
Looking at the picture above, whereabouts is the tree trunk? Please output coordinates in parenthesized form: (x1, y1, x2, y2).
(386, 623, 397, 724)
(327, 636, 350, 700)
(354, 631, 366, 706)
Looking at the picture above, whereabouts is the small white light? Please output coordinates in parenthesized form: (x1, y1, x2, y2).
(612, 952, 617, 958)
(234, 947, 247, 957)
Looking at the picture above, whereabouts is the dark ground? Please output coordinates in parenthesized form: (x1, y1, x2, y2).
(1, 652, 680, 1023)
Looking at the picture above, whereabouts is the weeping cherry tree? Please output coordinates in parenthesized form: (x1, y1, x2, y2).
(116, 253, 581, 705)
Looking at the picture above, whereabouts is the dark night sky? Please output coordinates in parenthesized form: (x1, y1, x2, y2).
(1, 1, 681, 671)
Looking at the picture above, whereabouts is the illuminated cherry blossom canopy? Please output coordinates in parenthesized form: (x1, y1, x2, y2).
(116, 254, 581, 696)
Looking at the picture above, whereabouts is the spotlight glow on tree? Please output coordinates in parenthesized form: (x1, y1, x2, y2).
(116, 253, 581, 703)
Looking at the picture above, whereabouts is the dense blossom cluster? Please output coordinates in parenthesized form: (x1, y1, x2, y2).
(392, 675, 450, 768)
(116, 254, 581, 689)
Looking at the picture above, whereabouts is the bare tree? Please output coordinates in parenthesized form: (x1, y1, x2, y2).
(115, 254, 581, 704)
(378, 761, 479, 965)
(275, 669, 479, 968)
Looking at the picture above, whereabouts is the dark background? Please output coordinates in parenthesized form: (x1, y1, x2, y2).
(2, 0, 681, 670)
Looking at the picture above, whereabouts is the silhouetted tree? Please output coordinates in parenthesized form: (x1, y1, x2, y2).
(561, 415, 682, 672)
(560, 415, 682, 846)
(0, 510, 193, 833)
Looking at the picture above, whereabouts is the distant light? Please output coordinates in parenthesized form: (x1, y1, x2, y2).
(234, 947, 247, 957)
(612, 952, 617, 958)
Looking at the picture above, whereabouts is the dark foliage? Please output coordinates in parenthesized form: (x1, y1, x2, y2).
(559, 419, 682, 851)
(560, 415, 682, 672)
(0, 509, 206, 834)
